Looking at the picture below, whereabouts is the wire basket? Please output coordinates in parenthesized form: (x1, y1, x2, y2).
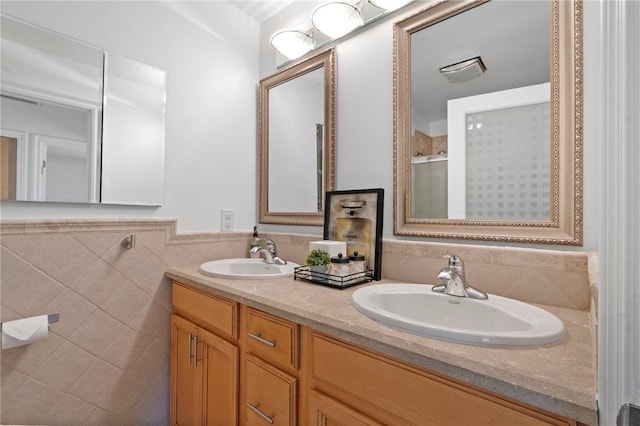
(294, 265, 373, 289)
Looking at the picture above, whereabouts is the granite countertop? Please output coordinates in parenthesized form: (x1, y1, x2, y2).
(166, 265, 597, 426)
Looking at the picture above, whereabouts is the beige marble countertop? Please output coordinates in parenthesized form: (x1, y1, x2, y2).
(166, 265, 597, 426)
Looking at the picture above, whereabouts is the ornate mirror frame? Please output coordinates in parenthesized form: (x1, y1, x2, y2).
(393, 0, 583, 245)
(258, 48, 336, 226)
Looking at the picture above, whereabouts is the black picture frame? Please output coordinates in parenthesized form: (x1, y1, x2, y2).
(323, 188, 384, 280)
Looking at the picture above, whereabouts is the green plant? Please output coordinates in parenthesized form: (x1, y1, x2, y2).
(306, 249, 331, 266)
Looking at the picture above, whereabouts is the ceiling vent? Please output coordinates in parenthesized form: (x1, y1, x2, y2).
(439, 56, 487, 84)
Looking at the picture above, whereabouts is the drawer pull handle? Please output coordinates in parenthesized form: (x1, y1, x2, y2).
(188, 332, 193, 365)
(247, 402, 275, 424)
(249, 332, 277, 348)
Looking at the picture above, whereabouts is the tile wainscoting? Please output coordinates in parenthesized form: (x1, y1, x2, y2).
(0, 219, 595, 425)
(0, 219, 249, 425)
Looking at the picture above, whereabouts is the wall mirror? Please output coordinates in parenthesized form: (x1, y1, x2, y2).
(0, 14, 165, 206)
(259, 47, 336, 225)
(393, 0, 583, 245)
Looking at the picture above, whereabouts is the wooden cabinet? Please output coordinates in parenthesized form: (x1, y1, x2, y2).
(201, 327, 239, 425)
(245, 355, 297, 426)
(171, 280, 583, 426)
(171, 283, 239, 426)
(307, 390, 382, 426)
(306, 330, 578, 426)
(241, 306, 300, 426)
(171, 315, 202, 426)
(245, 307, 299, 372)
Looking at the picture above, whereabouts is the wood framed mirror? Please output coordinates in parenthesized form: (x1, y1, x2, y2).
(259, 48, 336, 226)
(393, 0, 583, 245)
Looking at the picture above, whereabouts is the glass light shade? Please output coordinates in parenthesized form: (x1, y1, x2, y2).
(270, 30, 315, 60)
(312, 2, 363, 38)
(368, 0, 412, 10)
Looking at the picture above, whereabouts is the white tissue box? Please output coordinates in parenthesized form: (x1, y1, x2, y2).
(309, 240, 347, 258)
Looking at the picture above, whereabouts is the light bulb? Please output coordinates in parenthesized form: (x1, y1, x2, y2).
(270, 30, 315, 60)
(312, 2, 363, 39)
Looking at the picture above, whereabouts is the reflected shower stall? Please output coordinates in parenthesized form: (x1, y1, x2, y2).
(411, 154, 448, 219)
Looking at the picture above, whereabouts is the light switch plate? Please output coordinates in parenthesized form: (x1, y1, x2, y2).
(221, 209, 234, 232)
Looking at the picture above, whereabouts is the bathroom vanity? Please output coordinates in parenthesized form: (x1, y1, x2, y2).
(167, 265, 596, 426)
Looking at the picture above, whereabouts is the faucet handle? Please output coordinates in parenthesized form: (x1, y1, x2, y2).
(443, 254, 463, 269)
(265, 239, 276, 254)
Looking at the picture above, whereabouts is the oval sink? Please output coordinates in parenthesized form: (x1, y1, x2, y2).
(351, 283, 566, 348)
(199, 258, 299, 280)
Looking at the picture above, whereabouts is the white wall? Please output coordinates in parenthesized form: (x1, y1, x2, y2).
(0, 1, 260, 233)
(0, 0, 601, 250)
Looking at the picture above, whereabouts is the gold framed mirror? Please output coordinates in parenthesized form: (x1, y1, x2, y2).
(393, 0, 582, 245)
(259, 48, 336, 226)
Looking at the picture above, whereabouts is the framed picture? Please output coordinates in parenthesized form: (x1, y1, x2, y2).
(323, 188, 384, 280)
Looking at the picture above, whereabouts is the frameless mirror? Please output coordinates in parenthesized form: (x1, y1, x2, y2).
(0, 14, 166, 206)
(0, 14, 103, 203)
(393, 0, 583, 245)
(259, 48, 336, 225)
(101, 52, 166, 205)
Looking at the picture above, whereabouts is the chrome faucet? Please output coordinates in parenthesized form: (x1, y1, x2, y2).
(250, 238, 287, 265)
(432, 254, 488, 300)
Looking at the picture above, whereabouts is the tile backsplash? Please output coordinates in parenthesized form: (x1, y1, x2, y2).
(0, 219, 594, 425)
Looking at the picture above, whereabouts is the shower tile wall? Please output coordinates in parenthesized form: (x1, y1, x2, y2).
(0, 220, 250, 425)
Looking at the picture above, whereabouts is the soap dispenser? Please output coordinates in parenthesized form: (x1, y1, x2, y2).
(249, 226, 260, 258)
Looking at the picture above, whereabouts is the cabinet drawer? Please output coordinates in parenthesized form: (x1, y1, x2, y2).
(310, 332, 574, 426)
(246, 307, 298, 370)
(245, 355, 297, 426)
(172, 282, 238, 339)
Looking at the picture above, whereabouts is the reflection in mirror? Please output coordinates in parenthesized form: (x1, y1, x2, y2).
(0, 14, 103, 202)
(268, 67, 324, 212)
(0, 14, 166, 206)
(410, 1, 550, 221)
(259, 48, 336, 226)
(394, 0, 583, 244)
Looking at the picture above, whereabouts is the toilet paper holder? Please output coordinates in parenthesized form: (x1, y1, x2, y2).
(1, 313, 60, 350)
(0, 313, 60, 326)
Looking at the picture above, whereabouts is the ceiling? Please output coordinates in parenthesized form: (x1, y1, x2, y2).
(228, 0, 293, 22)
(411, 1, 550, 123)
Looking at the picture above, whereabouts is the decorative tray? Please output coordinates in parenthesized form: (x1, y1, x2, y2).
(293, 266, 373, 289)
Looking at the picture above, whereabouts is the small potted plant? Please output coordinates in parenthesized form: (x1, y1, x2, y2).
(306, 249, 331, 274)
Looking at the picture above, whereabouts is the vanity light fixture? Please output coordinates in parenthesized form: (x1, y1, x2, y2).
(270, 29, 315, 60)
(270, 0, 416, 66)
(311, 1, 363, 38)
(439, 56, 487, 84)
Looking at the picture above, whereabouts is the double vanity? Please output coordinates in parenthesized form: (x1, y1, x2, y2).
(166, 259, 596, 426)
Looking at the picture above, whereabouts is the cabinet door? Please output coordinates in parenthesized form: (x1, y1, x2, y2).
(200, 327, 239, 426)
(171, 315, 203, 426)
(307, 390, 383, 426)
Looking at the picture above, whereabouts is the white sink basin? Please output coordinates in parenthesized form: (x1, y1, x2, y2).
(351, 283, 566, 348)
(199, 258, 299, 280)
